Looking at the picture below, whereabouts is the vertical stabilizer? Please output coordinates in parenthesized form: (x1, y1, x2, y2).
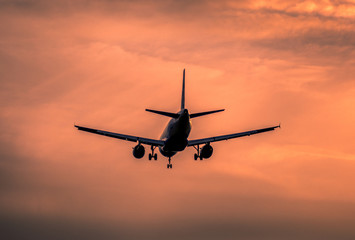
(181, 69, 185, 110)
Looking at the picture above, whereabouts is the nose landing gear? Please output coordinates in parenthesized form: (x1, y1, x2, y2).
(167, 157, 173, 169)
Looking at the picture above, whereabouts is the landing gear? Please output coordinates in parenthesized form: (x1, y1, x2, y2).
(193, 145, 203, 160)
(148, 146, 158, 160)
(167, 157, 173, 169)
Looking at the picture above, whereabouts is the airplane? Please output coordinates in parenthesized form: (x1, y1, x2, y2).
(75, 69, 280, 169)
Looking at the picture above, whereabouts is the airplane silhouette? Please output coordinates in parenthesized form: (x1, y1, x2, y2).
(75, 69, 280, 169)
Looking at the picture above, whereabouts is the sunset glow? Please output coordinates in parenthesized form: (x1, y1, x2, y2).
(1, 0, 355, 239)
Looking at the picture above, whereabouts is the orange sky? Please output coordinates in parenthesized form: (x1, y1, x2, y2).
(1, 0, 355, 239)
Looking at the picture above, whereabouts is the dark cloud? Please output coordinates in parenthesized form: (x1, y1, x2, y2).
(250, 28, 355, 76)
(249, 6, 355, 23)
(0, 0, 215, 16)
(1, 200, 355, 240)
(0, 214, 124, 240)
(253, 29, 355, 51)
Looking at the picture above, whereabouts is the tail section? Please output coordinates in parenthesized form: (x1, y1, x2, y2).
(181, 69, 185, 110)
(146, 68, 225, 119)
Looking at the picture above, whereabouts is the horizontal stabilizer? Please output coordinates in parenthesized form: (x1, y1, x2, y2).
(190, 109, 225, 118)
(146, 109, 179, 118)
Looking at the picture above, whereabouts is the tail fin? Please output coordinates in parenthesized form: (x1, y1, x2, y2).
(181, 69, 185, 110)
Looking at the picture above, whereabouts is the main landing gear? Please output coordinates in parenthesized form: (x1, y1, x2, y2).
(167, 157, 173, 169)
(148, 145, 157, 160)
(193, 145, 203, 160)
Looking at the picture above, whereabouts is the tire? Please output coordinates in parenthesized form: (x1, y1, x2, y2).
(149, 154, 152, 160)
(194, 154, 198, 160)
(154, 154, 157, 160)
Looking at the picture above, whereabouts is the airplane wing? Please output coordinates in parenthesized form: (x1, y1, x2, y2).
(75, 125, 165, 146)
(187, 125, 280, 146)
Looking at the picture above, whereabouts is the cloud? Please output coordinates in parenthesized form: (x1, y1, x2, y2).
(252, 28, 355, 55)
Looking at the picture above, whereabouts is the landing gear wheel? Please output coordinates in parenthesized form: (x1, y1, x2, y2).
(167, 157, 172, 169)
(193, 145, 202, 161)
(150, 146, 157, 161)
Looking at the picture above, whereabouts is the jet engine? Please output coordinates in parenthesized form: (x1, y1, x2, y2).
(200, 144, 213, 159)
(133, 144, 145, 158)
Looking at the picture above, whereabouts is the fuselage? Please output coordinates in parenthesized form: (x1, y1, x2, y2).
(159, 109, 192, 157)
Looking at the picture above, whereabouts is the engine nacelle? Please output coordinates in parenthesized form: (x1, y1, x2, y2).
(133, 144, 145, 159)
(200, 144, 213, 159)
